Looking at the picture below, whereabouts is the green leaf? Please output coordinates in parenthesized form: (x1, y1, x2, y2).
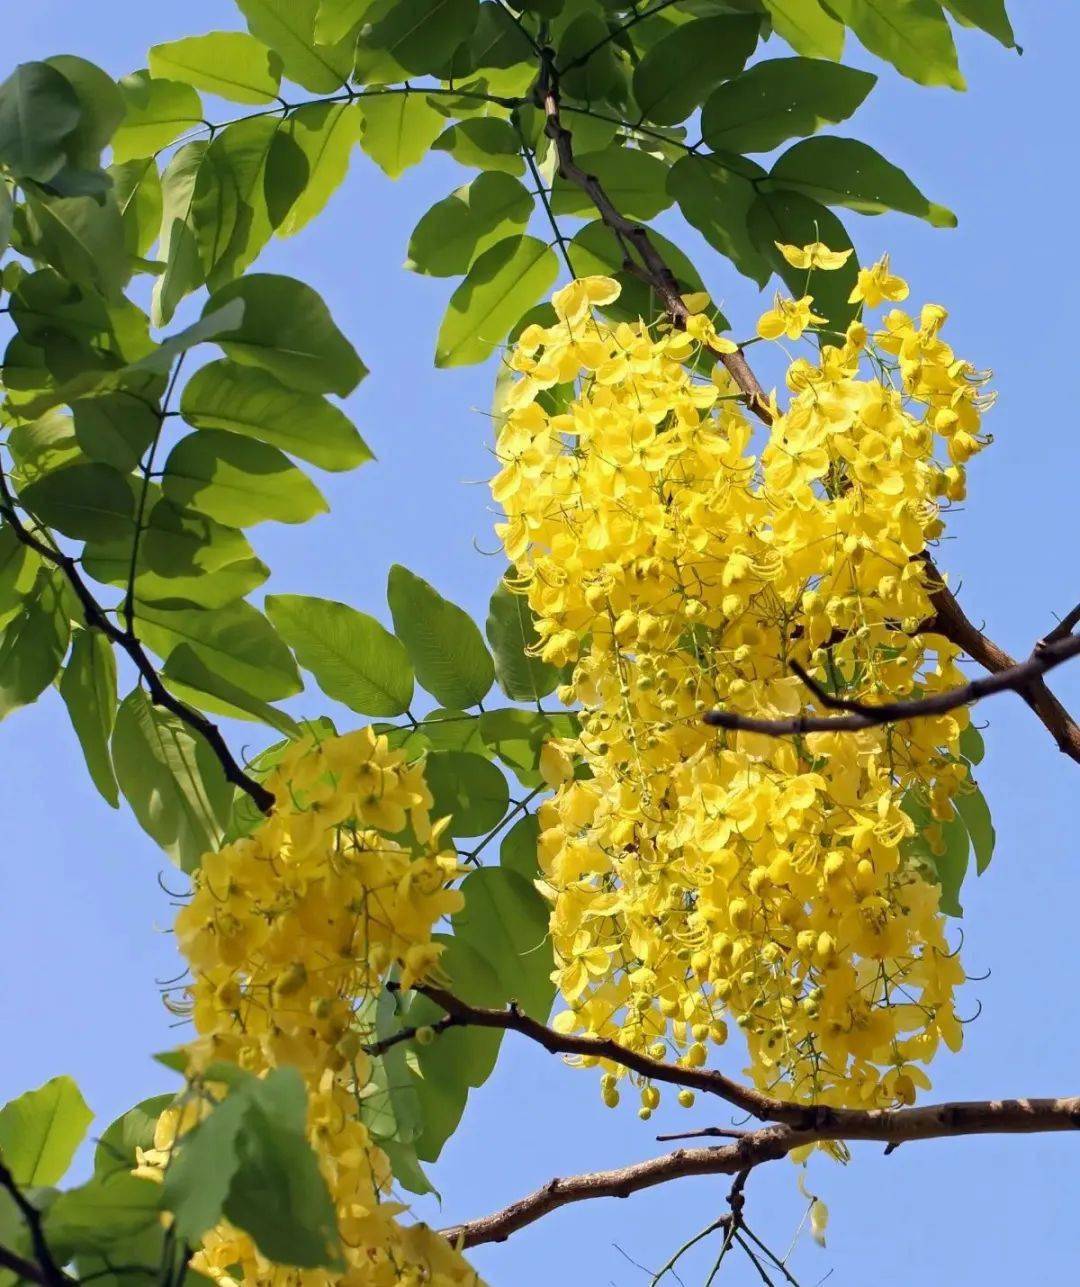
(406, 171, 532, 277)
(0, 574, 71, 719)
(84, 498, 268, 610)
(20, 462, 135, 542)
(46, 1172, 162, 1254)
(387, 564, 493, 710)
(357, 93, 447, 178)
(764, 0, 845, 57)
(0, 184, 12, 259)
(413, 708, 485, 753)
(135, 600, 302, 702)
(163, 643, 302, 737)
(432, 117, 524, 176)
(424, 748, 509, 836)
(747, 188, 858, 333)
(558, 12, 621, 104)
(767, 136, 956, 227)
(266, 593, 414, 715)
(486, 578, 559, 702)
(453, 866, 554, 1018)
(316, 0, 372, 44)
(43, 56, 124, 171)
(956, 784, 996, 876)
(0, 1076, 93, 1186)
(501, 810, 540, 881)
(941, 0, 1017, 47)
(203, 117, 297, 288)
(8, 408, 81, 484)
(827, 0, 965, 90)
(959, 723, 985, 765)
(276, 101, 362, 236)
(633, 15, 760, 126)
(379, 1138, 436, 1198)
(161, 430, 328, 527)
(551, 146, 673, 220)
(203, 273, 367, 397)
(111, 158, 163, 260)
(0, 525, 42, 622)
(478, 707, 563, 784)
(161, 1092, 246, 1244)
(702, 58, 875, 154)
(903, 793, 969, 918)
(151, 141, 212, 326)
(149, 32, 284, 105)
(667, 155, 770, 287)
(0, 62, 82, 182)
(356, 0, 480, 79)
(73, 392, 159, 474)
(403, 934, 507, 1161)
(180, 360, 370, 472)
(435, 234, 558, 367)
(24, 191, 129, 300)
(60, 628, 119, 807)
(223, 1070, 341, 1269)
(94, 1095, 176, 1176)
(235, 0, 353, 93)
(112, 687, 233, 871)
(112, 72, 202, 165)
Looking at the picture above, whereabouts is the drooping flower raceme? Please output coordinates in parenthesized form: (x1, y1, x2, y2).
(143, 728, 482, 1286)
(493, 258, 992, 1118)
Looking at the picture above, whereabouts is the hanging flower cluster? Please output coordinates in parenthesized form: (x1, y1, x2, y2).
(493, 258, 993, 1117)
(141, 727, 481, 1286)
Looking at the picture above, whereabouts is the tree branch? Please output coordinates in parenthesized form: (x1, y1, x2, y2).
(537, 48, 771, 423)
(0, 1240, 51, 1287)
(442, 1095, 1080, 1247)
(0, 471, 274, 814)
(703, 632, 1080, 738)
(0, 1158, 74, 1287)
(921, 558, 1080, 764)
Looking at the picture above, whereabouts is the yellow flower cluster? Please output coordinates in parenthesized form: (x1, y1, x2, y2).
(493, 260, 993, 1116)
(150, 728, 481, 1286)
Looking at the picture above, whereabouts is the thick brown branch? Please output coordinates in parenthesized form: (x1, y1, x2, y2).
(703, 633, 1080, 738)
(443, 1095, 1080, 1248)
(922, 557, 1080, 764)
(0, 473, 274, 813)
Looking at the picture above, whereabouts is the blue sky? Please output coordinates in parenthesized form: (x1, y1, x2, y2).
(3, 3, 1078, 1283)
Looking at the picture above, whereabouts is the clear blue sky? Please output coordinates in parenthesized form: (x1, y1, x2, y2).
(3, 4, 1077, 1283)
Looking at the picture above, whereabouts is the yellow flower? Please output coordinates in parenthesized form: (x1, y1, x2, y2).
(757, 293, 826, 341)
(849, 253, 910, 307)
(775, 241, 853, 271)
(493, 263, 991, 1122)
(551, 275, 621, 325)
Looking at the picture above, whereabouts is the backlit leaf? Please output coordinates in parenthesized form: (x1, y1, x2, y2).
(266, 593, 414, 715)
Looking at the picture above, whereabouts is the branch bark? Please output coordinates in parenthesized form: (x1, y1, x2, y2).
(703, 633, 1080, 738)
(0, 472, 274, 814)
(443, 1095, 1080, 1248)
